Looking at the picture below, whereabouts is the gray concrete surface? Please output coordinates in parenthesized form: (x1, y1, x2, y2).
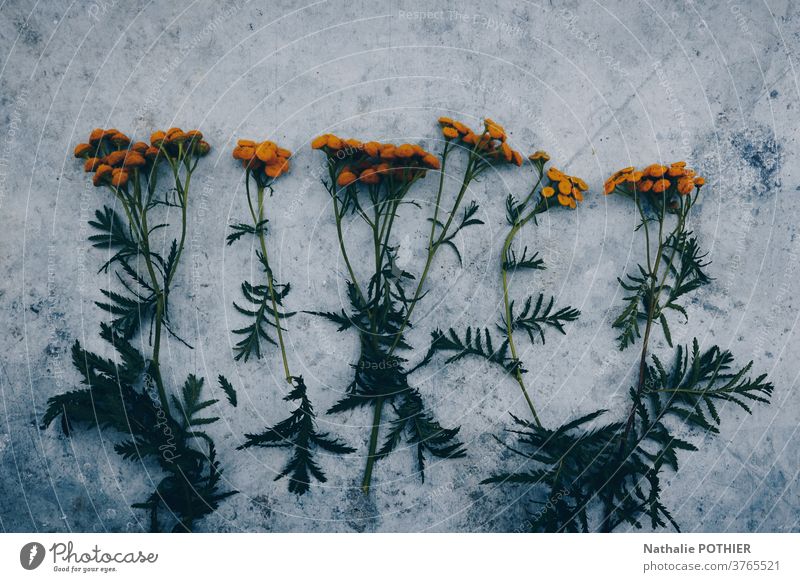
(0, 0, 798, 532)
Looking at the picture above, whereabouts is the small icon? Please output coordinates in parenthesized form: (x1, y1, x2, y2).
(20, 542, 46, 570)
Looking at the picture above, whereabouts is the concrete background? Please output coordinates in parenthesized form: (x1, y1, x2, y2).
(0, 0, 798, 532)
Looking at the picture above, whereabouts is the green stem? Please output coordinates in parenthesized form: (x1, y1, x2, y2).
(500, 200, 547, 427)
(332, 190, 370, 315)
(620, 196, 690, 447)
(361, 395, 384, 494)
(387, 146, 476, 355)
(127, 172, 170, 415)
(362, 144, 478, 493)
(499, 178, 545, 426)
(247, 175, 292, 383)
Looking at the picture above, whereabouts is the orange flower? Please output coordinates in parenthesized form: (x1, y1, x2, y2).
(104, 150, 128, 167)
(150, 131, 166, 146)
(694, 176, 705, 187)
(677, 178, 694, 195)
(606, 162, 703, 199)
(89, 129, 104, 145)
(92, 169, 110, 186)
(327, 135, 343, 150)
(364, 141, 381, 156)
(255, 141, 276, 163)
(74, 143, 92, 158)
(233, 146, 256, 161)
(360, 167, 380, 184)
(344, 138, 363, 151)
(422, 154, 441, 169)
(542, 166, 587, 208)
(84, 157, 102, 172)
(395, 144, 415, 158)
(484, 118, 506, 140)
(442, 126, 458, 140)
(461, 131, 477, 145)
(94, 164, 113, 180)
(111, 133, 130, 147)
(529, 150, 550, 162)
(265, 157, 290, 178)
(197, 141, 211, 155)
(644, 164, 667, 178)
(311, 135, 328, 149)
(453, 121, 470, 135)
(557, 194, 575, 208)
(131, 141, 148, 154)
(337, 170, 357, 186)
(165, 129, 186, 144)
(122, 152, 147, 168)
(651, 178, 671, 193)
(110, 168, 129, 187)
(547, 167, 566, 182)
(571, 176, 588, 190)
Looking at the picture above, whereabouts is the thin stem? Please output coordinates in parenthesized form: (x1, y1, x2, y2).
(499, 176, 545, 425)
(619, 196, 691, 450)
(500, 197, 547, 427)
(361, 395, 383, 494)
(247, 175, 292, 383)
(332, 190, 370, 315)
(362, 144, 478, 493)
(387, 145, 476, 354)
(128, 172, 170, 415)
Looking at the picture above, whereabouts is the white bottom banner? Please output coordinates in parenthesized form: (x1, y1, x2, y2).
(1, 533, 797, 581)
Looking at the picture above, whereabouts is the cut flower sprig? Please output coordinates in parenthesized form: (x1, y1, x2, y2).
(74, 126, 211, 413)
(312, 117, 521, 494)
(44, 127, 237, 532)
(482, 160, 773, 532)
(499, 151, 584, 425)
(229, 138, 355, 495)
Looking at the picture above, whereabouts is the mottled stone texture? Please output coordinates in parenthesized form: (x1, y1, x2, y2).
(0, 0, 797, 532)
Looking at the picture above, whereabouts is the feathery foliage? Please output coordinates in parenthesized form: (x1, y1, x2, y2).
(46, 127, 234, 531)
(503, 294, 581, 344)
(483, 340, 773, 532)
(239, 376, 355, 495)
(43, 325, 237, 532)
(486, 163, 772, 532)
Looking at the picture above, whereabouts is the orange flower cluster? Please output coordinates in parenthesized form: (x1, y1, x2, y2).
(438, 117, 523, 166)
(311, 134, 440, 186)
(74, 127, 209, 188)
(604, 162, 704, 196)
(232, 139, 292, 179)
(541, 165, 588, 209)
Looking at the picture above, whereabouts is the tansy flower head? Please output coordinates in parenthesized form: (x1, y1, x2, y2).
(438, 116, 522, 166)
(110, 168, 129, 188)
(604, 161, 703, 199)
(233, 138, 292, 183)
(541, 166, 587, 209)
(312, 133, 439, 187)
(149, 127, 209, 158)
(75, 128, 176, 189)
